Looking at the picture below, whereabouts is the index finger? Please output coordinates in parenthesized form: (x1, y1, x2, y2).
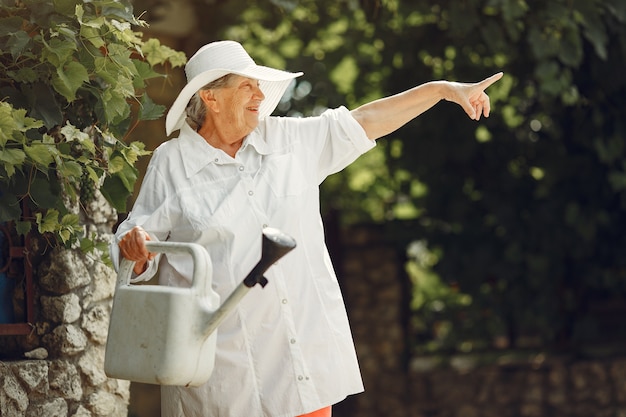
(478, 72, 504, 90)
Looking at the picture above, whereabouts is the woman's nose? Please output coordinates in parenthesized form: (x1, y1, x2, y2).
(254, 83, 265, 100)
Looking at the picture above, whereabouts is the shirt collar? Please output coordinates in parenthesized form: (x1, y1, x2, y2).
(178, 122, 272, 178)
(240, 124, 272, 155)
(179, 123, 223, 178)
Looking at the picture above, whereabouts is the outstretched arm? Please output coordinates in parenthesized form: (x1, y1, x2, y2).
(351, 72, 503, 141)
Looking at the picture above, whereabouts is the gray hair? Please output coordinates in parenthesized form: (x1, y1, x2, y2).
(185, 73, 237, 130)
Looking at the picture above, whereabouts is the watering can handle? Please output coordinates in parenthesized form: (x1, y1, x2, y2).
(117, 241, 211, 290)
(117, 229, 295, 291)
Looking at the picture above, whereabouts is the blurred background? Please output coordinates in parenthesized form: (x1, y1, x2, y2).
(123, 0, 626, 416)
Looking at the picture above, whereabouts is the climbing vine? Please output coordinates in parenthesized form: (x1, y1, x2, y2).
(0, 0, 185, 256)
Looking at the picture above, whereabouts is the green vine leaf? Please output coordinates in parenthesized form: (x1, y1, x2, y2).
(12, 105, 44, 132)
(132, 59, 162, 87)
(85, 165, 99, 183)
(12, 67, 38, 83)
(7, 31, 32, 59)
(138, 94, 166, 121)
(59, 213, 80, 244)
(107, 43, 139, 79)
(22, 83, 63, 129)
(80, 24, 105, 48)
(0, 193, 21, 223)
(36, 209, 60, 234)
(141, 38, 187, 67)
(0, 148, 26, 177)
(23, 143, 57, 168)
(58, 160, 83, 178)
(0, 17, 23, 36)
(52, 61, 90, 102)
(100, 175, 130, 212)
(59, 123, 95, 155)
(42, 36, 77, 67)
(15, 220, 32, 236)
(119, 145, 142, 166)
(54, 0, 80, 15)
(113, 73, 135, 98)
(116, 164, 138, 193)
(107, 19, 143, 45)
(107, 154, 126, 174)
(30, 175, 61, 208)
(0, 119, 15, 148)
(94, 56, 120, 84)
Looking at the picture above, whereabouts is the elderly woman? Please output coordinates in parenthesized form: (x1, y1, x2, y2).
(115, 40, 502, 417)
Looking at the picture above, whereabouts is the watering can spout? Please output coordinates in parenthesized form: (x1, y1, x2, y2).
(200, 227, 297, 340)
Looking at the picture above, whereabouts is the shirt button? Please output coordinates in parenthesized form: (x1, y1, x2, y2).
(290, 338, 296, 344)
(248, 191, 254, 196)
(262, 224, 268, 229)
(282, 299, 288, 304)
(298, 375, 303, 381)
(239, 166, 244, 171)
(214, 158, 219, 162)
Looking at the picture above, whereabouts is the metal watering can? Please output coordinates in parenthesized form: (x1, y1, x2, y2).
(104, 228, 296, 387)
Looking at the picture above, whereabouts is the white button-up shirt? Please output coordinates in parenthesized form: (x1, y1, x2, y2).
(113, 106, 375, 417)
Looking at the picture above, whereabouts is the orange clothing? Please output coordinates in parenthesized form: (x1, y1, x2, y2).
(297, 406, 331, 417)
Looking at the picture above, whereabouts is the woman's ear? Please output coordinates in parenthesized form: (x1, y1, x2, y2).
(200, 89, 219, 113)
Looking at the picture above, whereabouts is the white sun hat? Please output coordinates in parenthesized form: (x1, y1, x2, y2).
(165, 40, 303, 135)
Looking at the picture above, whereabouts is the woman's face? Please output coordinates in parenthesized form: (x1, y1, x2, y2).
(209, 75, 265, 141)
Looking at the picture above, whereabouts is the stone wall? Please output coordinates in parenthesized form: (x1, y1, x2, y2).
(407, 355, 626, 417)
(0, 191, 130, 417)
(333, 223, 410, 417)
(334, 223, 626, 417)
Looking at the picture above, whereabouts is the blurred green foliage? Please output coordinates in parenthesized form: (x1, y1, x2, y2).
(143, 0, 626, 352)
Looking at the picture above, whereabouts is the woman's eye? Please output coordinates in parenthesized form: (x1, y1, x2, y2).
(241, 81, 259, 90)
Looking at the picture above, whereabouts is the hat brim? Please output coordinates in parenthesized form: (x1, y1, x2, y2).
(165, 64, 302, 135)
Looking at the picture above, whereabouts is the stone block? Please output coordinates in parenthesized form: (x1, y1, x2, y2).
(25, 397, 68, 417)
(82, 262, 115, 307)
(0, 366, 29, 416)
(13, 361, 49, 394)
(40, 293, 82, 324)
(71, 405, 92, 417)
(546, 362, 568, 406)
(49, 361, 83, 401)
(571, 361, 611, 405)
(520, 403, 543, 417)
(431, 369, 481, 405)
(84, 191, 117, 227)
(611, 359, 626, 404)
(523, 370, 545, 403)
(454, 404, 480, 417)
(81, 304, 109, 345)
(78, 346, 107, 386)
(86, 391, 118, 416)
(39, 249, 90, 294)
(44, 324, 88, 356)
(492, 367, 526, 405)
